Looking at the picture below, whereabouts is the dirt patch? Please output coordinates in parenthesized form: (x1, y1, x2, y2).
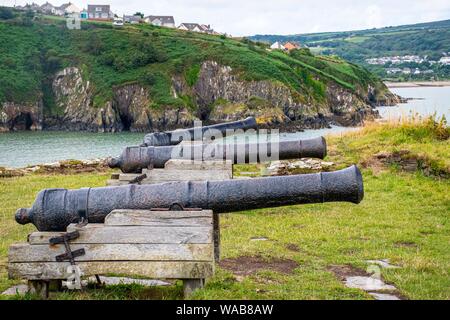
(219, 256, 299, 276)
(285, 244, 301, 252)
(327, 265, 368, 281)
(362, 150, 448, 178)
(395, 241, 418, 248)
(0, 159, 109, 177)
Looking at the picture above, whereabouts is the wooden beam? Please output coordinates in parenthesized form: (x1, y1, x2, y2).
(29, 226, 212, 244)
(9, 261, 214, 280)
(9, 243, 213, 262)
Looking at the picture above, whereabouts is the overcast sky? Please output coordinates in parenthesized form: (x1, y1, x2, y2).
(3, 0, 450, 36)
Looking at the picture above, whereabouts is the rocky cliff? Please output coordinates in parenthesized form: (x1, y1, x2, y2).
(0, 61, 400, 133)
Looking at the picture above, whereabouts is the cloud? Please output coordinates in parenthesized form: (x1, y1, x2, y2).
(4, 0, 450, 36)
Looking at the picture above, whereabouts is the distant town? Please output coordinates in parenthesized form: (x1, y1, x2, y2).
(12, 1, 225, 35)
(365, 54, 450, 77)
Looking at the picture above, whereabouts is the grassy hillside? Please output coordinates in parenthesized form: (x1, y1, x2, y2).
(1, 118, 448, 300)
(0, 9, 388, 116)
(251, 19, 450, 80)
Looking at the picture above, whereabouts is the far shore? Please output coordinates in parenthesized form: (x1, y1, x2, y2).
(385, 81, 450, 88)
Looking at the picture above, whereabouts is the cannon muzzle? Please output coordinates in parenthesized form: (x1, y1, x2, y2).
(142, 117, 258, 147)
(16, 165, 363, 231)
(109, 136, 327, 173)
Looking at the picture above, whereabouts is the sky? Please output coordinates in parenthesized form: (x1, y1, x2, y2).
(2, 0, 450, 36)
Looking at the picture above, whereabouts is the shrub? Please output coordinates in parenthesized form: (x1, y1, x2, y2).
(0, 6, 15, 20)
(184, 64, 201, 87)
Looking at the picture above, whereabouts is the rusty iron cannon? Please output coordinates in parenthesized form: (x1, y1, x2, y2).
(108, 137, 327, 173)
(15, 165, 364, 231)
(142, 117, 258, 147)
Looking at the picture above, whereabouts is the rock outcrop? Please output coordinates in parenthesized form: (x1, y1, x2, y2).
(1, 61, 400, 133)
(0, 101, 43, 132)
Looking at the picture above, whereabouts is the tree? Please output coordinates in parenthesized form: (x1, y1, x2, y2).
(134, 12, 144, 18)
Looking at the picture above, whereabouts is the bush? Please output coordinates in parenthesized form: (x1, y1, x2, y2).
(141, 70, 158, 85)
(425, 115, 449, 140)
(0, 6, 15, 20)
(184, 64, 200, 87)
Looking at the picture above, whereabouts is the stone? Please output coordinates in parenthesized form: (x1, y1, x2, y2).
(250, 237, 269, 241)
(1, 284, 29, 296)
(366, 259, 400, 269)
(369, 292, 401, 301)
(345, 276, 397, 291)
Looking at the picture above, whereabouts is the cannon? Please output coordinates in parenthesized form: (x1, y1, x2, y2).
(142, 117, 258, 147)
(15, 165, 364, 231)
(109, 136, 327, 173)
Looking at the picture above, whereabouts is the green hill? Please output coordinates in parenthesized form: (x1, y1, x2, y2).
(250, 19, 450, 80)
(0, 8, 396, 132)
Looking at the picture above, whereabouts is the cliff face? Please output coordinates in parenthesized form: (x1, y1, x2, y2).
(0, 101, 43, 132)
(0, 61, 399, 133)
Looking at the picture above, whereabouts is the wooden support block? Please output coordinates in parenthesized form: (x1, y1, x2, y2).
(104, 210, 213, 227)
(10, 261, 214, 280)
(28, 280, 49, 298)
(29, 225, 212, 244)
(9, 210, 215, 288)
(163, 160, 232, 171)
(183, 279, 205, 297)
(9, 243, 213, 262)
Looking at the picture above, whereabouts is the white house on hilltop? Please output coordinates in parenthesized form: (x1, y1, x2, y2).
(144, 16, 175, 28)
(270, 42, 285, 50)
(178, 23, 214, 34)
(54, 2, 80, 16)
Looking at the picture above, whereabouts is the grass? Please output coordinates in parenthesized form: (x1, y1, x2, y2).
(0, 120, 449, 300)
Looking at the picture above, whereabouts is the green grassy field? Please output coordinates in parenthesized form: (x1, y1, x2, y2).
(0, 120, 448, 300)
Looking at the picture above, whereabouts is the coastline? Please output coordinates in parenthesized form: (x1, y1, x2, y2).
(385, 81, 450, 88)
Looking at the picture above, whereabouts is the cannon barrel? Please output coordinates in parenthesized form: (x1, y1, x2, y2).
(142, 117, 258, 147)
(109, 136, 327, 173)
(15, 165, 363, 231)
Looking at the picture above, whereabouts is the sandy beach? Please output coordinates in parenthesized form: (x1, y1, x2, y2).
(385, 81, 450, 88)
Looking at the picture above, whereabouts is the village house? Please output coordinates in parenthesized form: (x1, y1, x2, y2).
(270, 41, 285, 50)
(144, 16, 175, 28)
(284, 42, 299, 51)
(123, 14, 141, 24)
(17, 2, 41, 12)
(40, 2, 56, 14)
(178, 23, 214, 34)
(80, 9, 88, 19)
(87, 4, 114, 20)
(178, 23, 203, 32)
(54, 2, 80, 16)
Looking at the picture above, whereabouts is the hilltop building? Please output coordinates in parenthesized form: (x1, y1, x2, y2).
(178, 23, 214, 34)
(87, 4, 114, 20)
(54, 3, 80, 16)
(144, 16, 175, 28)
(123, 14, 141, 24)
(284, 42, 299, 51)
(270, 42, 285, 50)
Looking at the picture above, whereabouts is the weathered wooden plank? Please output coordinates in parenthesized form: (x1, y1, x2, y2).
(29, 226, 212, 244)
(183, 279, 205, 297)
(104, 210, 213, 226)
(9, 243, 213, 263)
(118, 174, 141, 182)
(106, 179, 126, 186)
(9, 261, 214, 280)
(144, 169, 232, 183)
(162, 159, 233, 170)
